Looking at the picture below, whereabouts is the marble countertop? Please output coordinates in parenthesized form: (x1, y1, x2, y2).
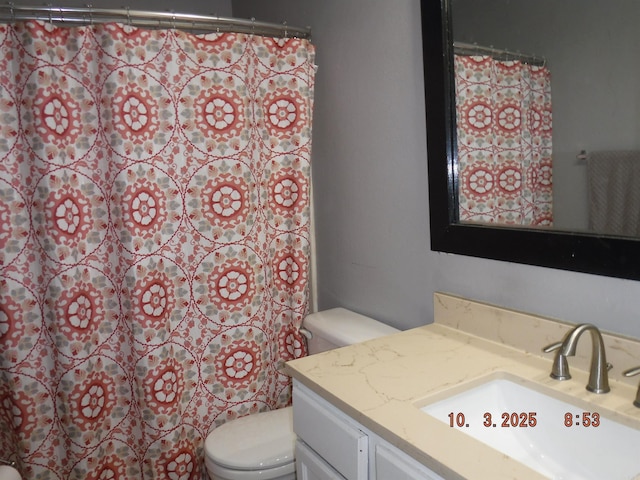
(284, 293, 640, 479)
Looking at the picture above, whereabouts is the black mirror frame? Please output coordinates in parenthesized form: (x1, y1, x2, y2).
(422, 0, 640, 281)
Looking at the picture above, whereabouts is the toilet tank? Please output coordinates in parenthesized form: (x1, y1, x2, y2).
(302, 308, 399, 354)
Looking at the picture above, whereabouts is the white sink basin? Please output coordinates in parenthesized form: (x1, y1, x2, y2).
(420, 376, 640, 480)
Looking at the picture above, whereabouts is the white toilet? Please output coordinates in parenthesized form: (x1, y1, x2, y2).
(203, 308, 399, 480)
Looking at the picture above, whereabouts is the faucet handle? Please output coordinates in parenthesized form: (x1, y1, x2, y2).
(622, 367, 640, 408)
(623, 366, 640, 378)
(543, 341, 571, 380)
(542, 341, 563, 353)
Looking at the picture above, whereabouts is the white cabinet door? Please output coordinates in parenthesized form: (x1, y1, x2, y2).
(293, 384, 368, 480)
(296, 440, 347, 480)
(293, 381, 446, 480)
(375, 444, 445, 480)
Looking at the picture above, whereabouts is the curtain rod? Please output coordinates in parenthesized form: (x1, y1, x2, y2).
(454, 41, 544, 67)
(0, 4, 311, 39)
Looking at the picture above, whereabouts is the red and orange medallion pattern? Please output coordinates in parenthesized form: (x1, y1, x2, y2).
(455, 55, 553, 226)
(0, 21, 315, 479)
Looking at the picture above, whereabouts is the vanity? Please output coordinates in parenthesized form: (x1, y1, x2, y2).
(285, 293, 640, 479)
(292, 382, 444, 480)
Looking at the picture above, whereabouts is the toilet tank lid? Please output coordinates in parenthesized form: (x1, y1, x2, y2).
(204, 407, 295, 470)
(303, 308, 399, 347)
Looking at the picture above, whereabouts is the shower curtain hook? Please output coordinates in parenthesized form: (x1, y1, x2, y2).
(8, 2, 14, 23)
(125, 6, 131, 26)
(86, 4, 93, 26)
(534, 51, 546, 69)
(215, 13, 219, 33)
(172, 12, 176, 30)
(47, 3, 52, 24)
(282, 20, 288, 38)
(251, 17, 255, 34)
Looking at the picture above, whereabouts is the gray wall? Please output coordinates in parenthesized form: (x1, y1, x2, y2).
(232, 0, 640, 341)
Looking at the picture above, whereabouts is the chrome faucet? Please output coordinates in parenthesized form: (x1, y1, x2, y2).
(543, 324, 610, 394)
(622, 367, 640, 408)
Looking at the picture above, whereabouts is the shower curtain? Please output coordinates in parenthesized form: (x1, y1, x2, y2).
(454, 54, 553, 226)
(0, 20, 315, 479)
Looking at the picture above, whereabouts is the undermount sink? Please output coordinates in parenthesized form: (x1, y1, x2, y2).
(419, 375, 640, 480)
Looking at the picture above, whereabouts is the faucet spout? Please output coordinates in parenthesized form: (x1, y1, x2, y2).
(550, 324, 610, 394)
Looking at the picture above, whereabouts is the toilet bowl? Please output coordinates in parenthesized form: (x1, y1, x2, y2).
(203, 308, 399, 480)
(204, 408, 295, 480)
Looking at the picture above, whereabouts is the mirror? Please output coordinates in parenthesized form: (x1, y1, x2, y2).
(452, 0, 640, 236)
(422, 0, 640, 280)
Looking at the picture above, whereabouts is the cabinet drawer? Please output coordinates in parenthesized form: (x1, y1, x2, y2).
(293, 384, 368, 480)
(296, 440, 346, 480)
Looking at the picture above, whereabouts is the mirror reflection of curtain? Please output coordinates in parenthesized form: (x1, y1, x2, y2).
(454, 55, 553, 226)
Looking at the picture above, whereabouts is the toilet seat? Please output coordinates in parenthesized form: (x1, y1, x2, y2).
(204, 407, 295, 479)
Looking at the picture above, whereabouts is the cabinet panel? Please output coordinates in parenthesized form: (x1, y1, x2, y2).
(293, 386, 368, 480)
(296, 440, 347, 480)
(375, 444, 445, 480)
(292, 382, 447, 480)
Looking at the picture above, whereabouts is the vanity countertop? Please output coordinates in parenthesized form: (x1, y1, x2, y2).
(284, 293, 640, 479)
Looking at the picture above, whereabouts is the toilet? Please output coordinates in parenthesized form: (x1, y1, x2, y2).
(203, 308, 399, 480)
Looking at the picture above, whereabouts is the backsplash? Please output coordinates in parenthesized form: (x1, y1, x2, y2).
(434, 292, 640, 388)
